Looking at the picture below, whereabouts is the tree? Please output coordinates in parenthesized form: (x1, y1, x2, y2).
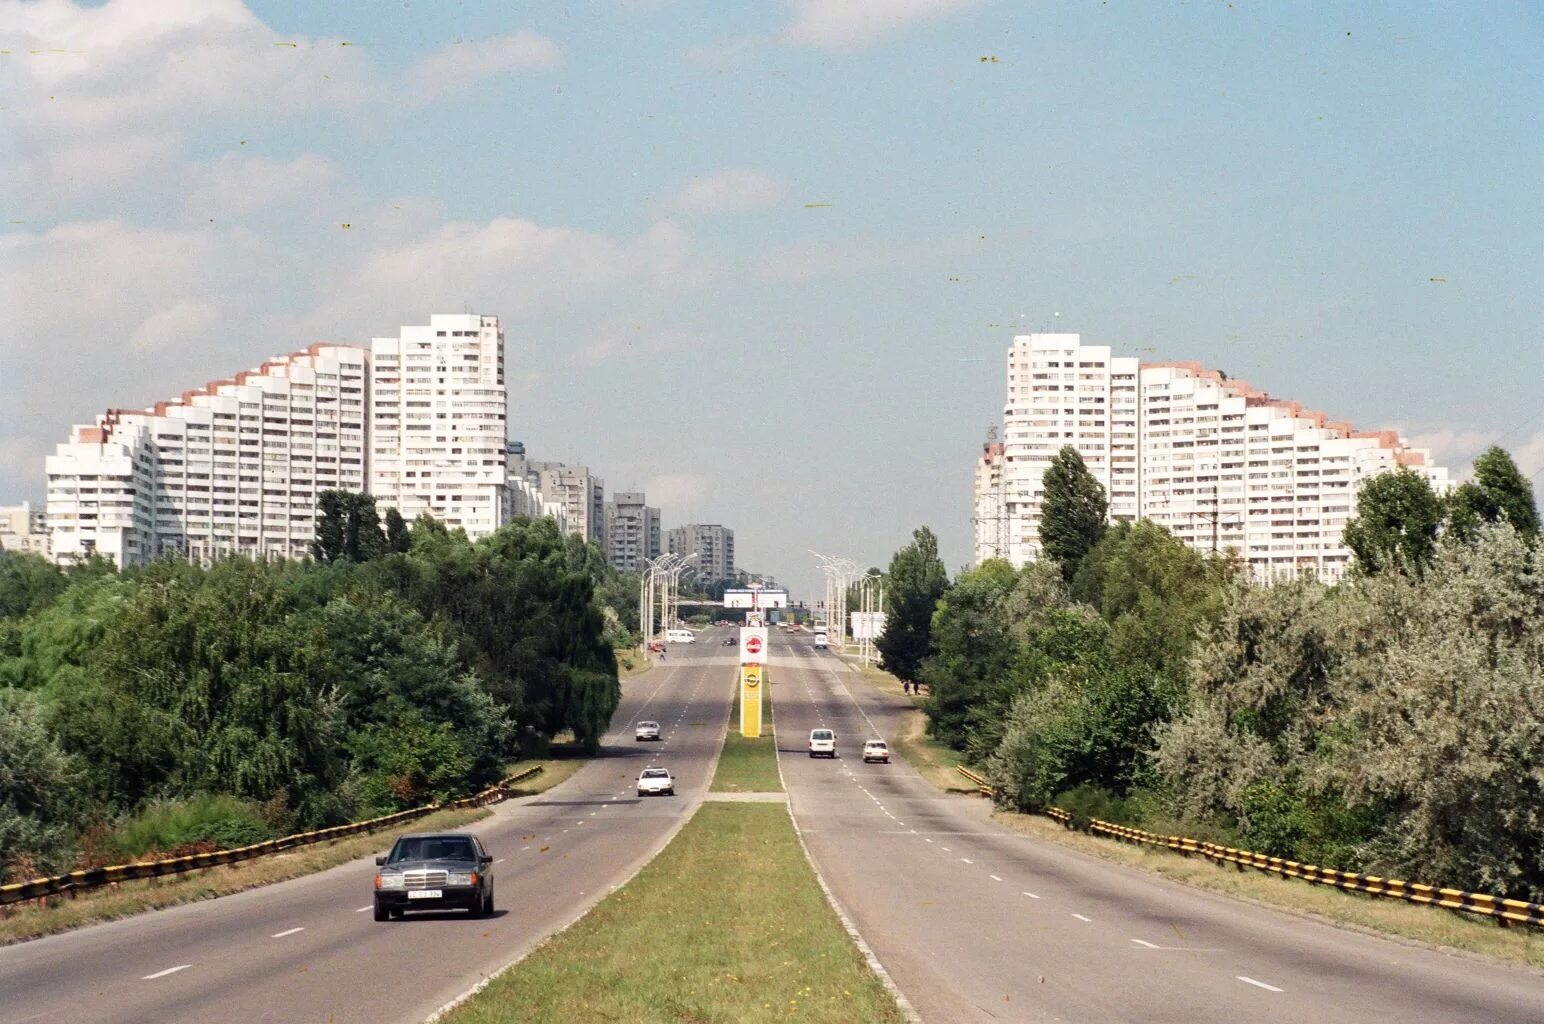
(1343, 469, 1444, 575)
(0, 691, 84, 880)
(1446, 446, 1539, 544)
(876, 527, 949, 686)
(0, 552, 68, 620)
(918, 560, 1018, 751)
(312, 491, 388, 563)
(384, 507, 412, 554)
(1038, 446, 1108, 581)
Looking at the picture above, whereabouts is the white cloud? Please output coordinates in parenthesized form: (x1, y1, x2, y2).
(669, 170, 785, 216)
(783, 0, 984, 51)
(129, 300, 221, 353)
(186, 153, 336, 218)
(405, 30, 564, 101)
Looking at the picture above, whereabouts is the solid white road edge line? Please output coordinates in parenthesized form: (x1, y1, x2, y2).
(141, 965, 191, 980)
(1237, 976, 1284, 993)
(271, 927, 304, 939)
(421, 654, 736, 1024)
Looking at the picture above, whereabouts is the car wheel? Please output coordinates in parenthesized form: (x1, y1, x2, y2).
(666, 788, 674, 796)
(485, 888, 494, 915)
(373, 903, 390, 922)
(389, 908, 403, 920)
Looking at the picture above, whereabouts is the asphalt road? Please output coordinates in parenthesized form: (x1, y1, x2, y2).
(0, 634, 737, 1024)
(773, 632, 1544, 1024)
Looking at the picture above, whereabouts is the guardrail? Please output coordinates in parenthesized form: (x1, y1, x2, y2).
(0, 765, 544, 908)
(953, 765, 1544, 929)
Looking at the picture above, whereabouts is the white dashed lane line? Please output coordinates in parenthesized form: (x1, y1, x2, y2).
(355, 904, 373, 912)
(989, 874, 1003, 882)
(494, 858, 506, 864)
(1022, 891, 1040, 899)
(271, 927, 304, 939)
(960, 858, 974, 865)
(142, 965, 191, 981)
(1071, 913, 1092, 923)
(1237, 976, 1283, 993)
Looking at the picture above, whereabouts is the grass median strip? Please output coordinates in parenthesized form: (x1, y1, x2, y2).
(0, 805, 489, 947)
(711, 681, 782, 793)
(440, 802, 904, 1024)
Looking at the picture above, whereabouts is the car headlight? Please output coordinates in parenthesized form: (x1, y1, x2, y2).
(447, 871, 475, 886)
(376, 872, 405, 890)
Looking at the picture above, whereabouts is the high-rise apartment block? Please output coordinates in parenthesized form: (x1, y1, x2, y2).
(977, 333, 1449, 583)
(0, 502, 49, 556)
(44, 315, 524, 567)
(370, 314, 507, 538)
(47, 345, 369, 565)
(604, 491, 661, 573)
(530, 463, 605, 546)
(667, 523, 735, 581)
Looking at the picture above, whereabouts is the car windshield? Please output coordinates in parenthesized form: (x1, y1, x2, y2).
(642, 769, 669, 778)
(868, 742, 886, 749)
(639, 721, 657, 728)
(388, 836, 475, 863)
(813, 731, 833, 740)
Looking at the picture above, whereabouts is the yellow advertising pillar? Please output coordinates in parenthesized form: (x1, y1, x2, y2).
(740, 664, 763, 737)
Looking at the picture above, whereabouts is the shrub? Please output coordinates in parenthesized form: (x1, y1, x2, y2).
(111, 794, 277, 859)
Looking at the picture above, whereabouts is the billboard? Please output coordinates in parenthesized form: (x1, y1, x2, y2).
(850, 611, 887, 640)
(723, 588, 789, 610)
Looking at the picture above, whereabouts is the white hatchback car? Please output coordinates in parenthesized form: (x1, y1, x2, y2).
(634, 720, 661, 741)
(637, 766, 675, 796)
(808, 728, 836, 758)
(862, 740, 890, 763)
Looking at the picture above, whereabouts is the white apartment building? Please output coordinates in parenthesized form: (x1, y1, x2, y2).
(983, 334, 1449, 583)
(667, 523, 735, 581)
(605, 491, 661, 573)
(971, 442, 1006, 564)
(47, 345, 369, 565)
(370, 314, 507, 539)
(534, 464, 605, 545)
(0, 502, 50, 556)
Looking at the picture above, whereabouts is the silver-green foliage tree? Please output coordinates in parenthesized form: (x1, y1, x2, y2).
(1038, 446, 1108, 581)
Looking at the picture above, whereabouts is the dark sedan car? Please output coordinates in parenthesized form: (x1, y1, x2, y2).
(373, 832, 494, 921)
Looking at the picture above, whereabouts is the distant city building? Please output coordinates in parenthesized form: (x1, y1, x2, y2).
(532, 463, 605, 546)
(0, 502, 49, 555)
(503, 441, 569, 530)
(47, 344, 369, 566)
(980, 333, 1450, 582)
(370, 314, 507, 539)
(604, 491, 661, 573)
(667, 523, 735, 581)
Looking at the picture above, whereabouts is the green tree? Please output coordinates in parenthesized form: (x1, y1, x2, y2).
(877, 527, 949, 686)
(312, 491, 387, 563)
(0, 551, 68, 620)
(384, 507, 413, 554)
(0, 691, 84, 880)
(1446, 446, 1539, 544)
(1343, 469, 1444, 575)
(918, 560, 1018, 751)
(1038, 446, 1108, 581)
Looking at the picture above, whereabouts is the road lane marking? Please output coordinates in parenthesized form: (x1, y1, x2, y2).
(1132, 939, 1159, 949)
(1022, 891, 1040, 899)
(924, 838, 933, 843)
(960, 858, 974, 864)
(271, 927, 304, 939)
(1237, 976, 1283, 993)
(142, 965, 191, 980)
(941, 846, 951, 852)
(355, 905, 373, 912)
(1071, 914, 1092, 922)
(494, 858, 506, 864)
(990, 874, 1003, 881)
(521, 846, 531, 851)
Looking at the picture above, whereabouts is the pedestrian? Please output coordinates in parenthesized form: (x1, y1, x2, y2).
(902, 679, 910, 695)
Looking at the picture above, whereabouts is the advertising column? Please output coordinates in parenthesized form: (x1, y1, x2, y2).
(739, 626, 768, 738)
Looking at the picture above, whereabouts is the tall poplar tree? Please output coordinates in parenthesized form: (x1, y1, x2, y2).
(1038, 446, 1108, 581)
(877, 527, 949, 686)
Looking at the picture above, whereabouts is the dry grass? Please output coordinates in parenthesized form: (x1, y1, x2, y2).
(440, 803, 906, 1024)
(0, 806, 490, 947)
(501, 758, 586, 796)
(616, 648, 653, 679)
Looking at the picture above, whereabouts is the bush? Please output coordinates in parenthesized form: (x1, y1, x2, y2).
(111, 794, 277, 859)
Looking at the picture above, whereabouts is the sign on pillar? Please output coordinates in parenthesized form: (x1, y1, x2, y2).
(740, 626, 768, 738)
(740, 664, 763, 737)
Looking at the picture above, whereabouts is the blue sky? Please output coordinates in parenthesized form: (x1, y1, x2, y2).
(4, 0, 1541, 598)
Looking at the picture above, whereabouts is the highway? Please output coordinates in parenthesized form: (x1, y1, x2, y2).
(773, 631, 1544, 1024)
(0, 636, 736, 1024)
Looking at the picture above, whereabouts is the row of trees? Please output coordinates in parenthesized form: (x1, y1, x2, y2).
(876, 445, 1544, 900)
(0, 497, 623, 882)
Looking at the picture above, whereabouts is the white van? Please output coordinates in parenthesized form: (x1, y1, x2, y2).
(813, 631, 828, 649)
(666, 629, 696, 644)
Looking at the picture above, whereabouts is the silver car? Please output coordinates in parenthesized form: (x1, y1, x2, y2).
(635, 720, 661, 741)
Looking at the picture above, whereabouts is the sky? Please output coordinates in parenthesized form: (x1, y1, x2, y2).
(3, 0, 1541, 600)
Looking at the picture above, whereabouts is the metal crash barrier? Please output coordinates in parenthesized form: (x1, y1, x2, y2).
(0, 765, 543, 908)
(954, 765, 1544, 929)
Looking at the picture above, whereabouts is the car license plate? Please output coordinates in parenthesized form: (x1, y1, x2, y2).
(408, 889, 442, 899)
